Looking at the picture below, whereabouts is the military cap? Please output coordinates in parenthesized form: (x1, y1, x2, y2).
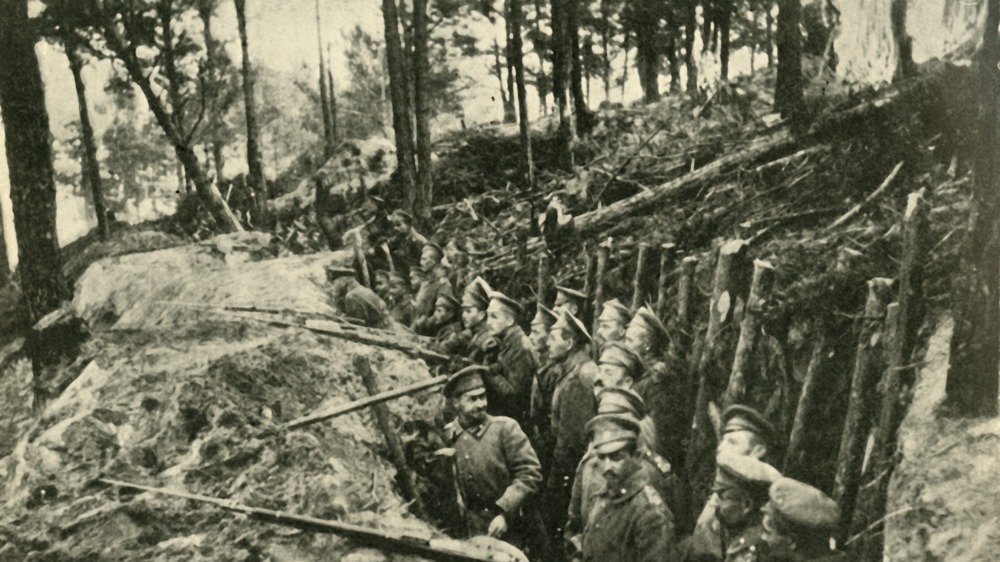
(555, 285, 587, 305)
(554, 310, 593, 346)
(598, 342, 644, 379)
(462, 277, 491, 310)
(585, 413, 640, 455)
(597, 387, 647, 418)
(422, 241, 444, 260)
(326, 265, 357, 279)
(444, 365, 489, 397)
(631, 306, 668, 341)
(715, 451, 782, 492)
(599, 298, 632, 324)
(489, 291, 524, 319)
(722, 404, 775, 446)
(766, 477, 840, 536)
(435, 293, 461, 311)
(532, 305, 558, 327)
(388, 209, 414, 223)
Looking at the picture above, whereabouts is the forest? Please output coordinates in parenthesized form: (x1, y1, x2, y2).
(0, 0, 998, 560)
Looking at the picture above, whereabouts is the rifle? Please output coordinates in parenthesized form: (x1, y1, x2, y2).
(99, 479, 527, 562)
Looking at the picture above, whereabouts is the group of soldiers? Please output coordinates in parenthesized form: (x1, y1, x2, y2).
(330, 209, 846, 562)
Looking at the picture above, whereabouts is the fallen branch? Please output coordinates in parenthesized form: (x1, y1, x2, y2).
(827, 161, 905, 229)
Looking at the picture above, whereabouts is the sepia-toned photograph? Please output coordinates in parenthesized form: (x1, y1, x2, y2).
(0, 0, 997, 560)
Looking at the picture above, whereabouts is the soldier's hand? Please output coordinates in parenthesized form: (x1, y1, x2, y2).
(487, 514, 508, 538)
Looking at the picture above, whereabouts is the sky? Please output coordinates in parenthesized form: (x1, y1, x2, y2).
(0, 0, 988, 271)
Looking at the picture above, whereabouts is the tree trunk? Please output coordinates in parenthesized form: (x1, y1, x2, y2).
(833, 277, 893, 535)
(723, 259, 775, 407)
(0, 197, 8, 287)
(550, 0, 575, 168)
(315, 0, 334, 159)
(944, 0, 1000, 417)
(630, 243, 651, 312)
(503, 7, 517, 124)
(775, 0, 804, 118)
(534, 0, 549, 114)
(766, 6, 775, 67)
(493, 40, 511, 119)
(0, 0, 68, 323)
(669, 256, 698, 369)
(784, 331, 826, 477)
(684, 0, 699, 97)
(890, 0, 914, 81)
(600, 0, 611, 102)
(720, 0, 732, 81)
(412, 0, 432, 222)
(620, 32, 629, 99)
(235, 0, 268, 225)
(665, 31, 681, 93)
(382, 0, 418, 212)
(66, 45, 110, 240)
(567, 0, 590, 130)
(509, 0, 535, 187)
(591, 238, 612, 353)
(327, 47, 339, 141)
(634, 6, 661, 103)
(655, 243, 678, 319)
(211, 142, 225, 184)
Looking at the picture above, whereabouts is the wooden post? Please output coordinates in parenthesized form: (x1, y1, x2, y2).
(592, 238, 612, 352)
(685, 239, 749, 500)
(832, 277, 893, 535)
(655, 243, 678, 319)
(631, 242, 651, 311)
(537, 249, 551, 308)
(849, 190, 929, 557)
(671, 256, 699, 392)
(723, 259, 775, 408)
(783, 331, 826, 477)
(354, 355, 426, 517)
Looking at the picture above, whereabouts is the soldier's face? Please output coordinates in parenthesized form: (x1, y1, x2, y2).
(713, 485, 753, 528)
(462, 305, 485, 329)
(718, 430, 768, 459)
(486, 302, 514, 335)
(547, 326, 573, 361)
(624, 322, 651, 355)
(594, 364, 631, 396)
(529, 322, 548, 353)
(455, 389, 488, 426)
(419, 249, 438, 271)
(596, 317, 625, 347)
(596, 444, 637, 485)
(553, 298, 578, 317)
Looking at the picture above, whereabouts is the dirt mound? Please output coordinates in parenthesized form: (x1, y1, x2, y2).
(0, 232, 492, 561)
(884, 318, 1000, 561)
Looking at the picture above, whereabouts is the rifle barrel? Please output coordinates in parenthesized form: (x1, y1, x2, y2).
(282, 375, 448, 431)
(99, 479, 520, 562)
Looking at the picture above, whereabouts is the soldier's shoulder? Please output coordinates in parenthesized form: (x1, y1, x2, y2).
(725, 527, 765, 561)
(642, 449, 673, 475)
(640, 484, 664, 508)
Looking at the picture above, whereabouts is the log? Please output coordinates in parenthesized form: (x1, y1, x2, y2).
(832, 277, 894, 536)
(537, 249, 551, 307)
(654, 243, 678, 319)
(630, 243, 652, 311)
(282, 375, 448, 431)
(827, 161, 904, 229)
(355, 355, 427, 517)
(685, 240, 750, 503)
(722, 259, 775, 408)
(670, 256, 699, 368)
(591, 238, 612, 355)
(849, 189, 929, 557)
(783, 331, 827, 477)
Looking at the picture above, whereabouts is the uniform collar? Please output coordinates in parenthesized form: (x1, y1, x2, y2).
(445, 415, 493, 441)
(601, 463, 647, 504)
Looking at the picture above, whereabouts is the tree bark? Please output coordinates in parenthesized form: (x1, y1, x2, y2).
(66, 45, 110, 240)
(315, 0, 335, 159)
(766, 6, 775, 67)
(670, 256, 698, 369)
(655, 243, 678, 319)
(832, 277, 893, 535)
(533, 0, 549, 114)
(775, 0, 804, 118)
(0, 194, 9, 287)
(382, 0, 418, 213)
(943, 0, 1000, 418)
(720, 0, 733, 81)
(591, 238, 612, 353)
(509, 0, 535, 187)
(550, 0, 575, 168)
(503, 6, 517, 124)
(890, 0, 914, 81)
(235, 0, 268, 225)
(784, 331, 826, 477)
(723, 259, 775, 407)
(600, 0, 612, 102)
(412, 0, 432, 222)
(327, 47, 339, 141)
(684, 0, 699, 97)
(633, 1, 661, 103)
(620, 32, 629, 99)
(0, 0, 68, 324)
(630, 243, 652, 311)
(567, 0, 590, 130)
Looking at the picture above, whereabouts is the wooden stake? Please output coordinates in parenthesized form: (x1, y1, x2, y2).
(592, 238, 612, 353)
(655, 243, 679, 319)
(671, 256, 699, 371)
(723, 259, 775, 408)
(832, 277, 894, 535)
(783, 331, 826, 477)
(631, 243, 651, 311)
(537, 250, 551, 307)
(354, 355, 426, 517)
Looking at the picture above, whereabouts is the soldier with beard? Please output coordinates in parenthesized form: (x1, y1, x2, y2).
(594, 298, 631, 354)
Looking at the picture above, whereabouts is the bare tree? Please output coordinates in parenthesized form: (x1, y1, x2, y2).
(234, 0, 268, 223)
(509, 0, 534, 186)
(382, 0, 418, 212)
(775, 0, 803, 118)
(412, 0, 432, 222)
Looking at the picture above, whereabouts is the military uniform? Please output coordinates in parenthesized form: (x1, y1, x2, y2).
(578, 452, 676, 562)
(343, 284, 393, 329)
(444, 414, 543, 541)
(724, 526, 766, 562)
(758, 478, 846, 562)
(483, 323, 537, 428)
(412, 270, 454, 327)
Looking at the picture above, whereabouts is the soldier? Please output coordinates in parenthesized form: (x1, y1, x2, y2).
(411, 242, 455, 330)
(594, 298, 631, 353)
(442, 365, 544, 551)
(528, 305, 557, 364)
(553, 285, 587, 319)
(387, 209, 428, 274)
(687, 405, 778, 561)
(415, 293, 462, 339)
(629, 305, 690, 472)
(709, 452, 783, 562)
(482, 291, 538, 428)
(325, 266, 393, 329)
(759, 478, 845, 561)
(385, 270, 415, 326)
(536, 311, 598, 554)
(568, 413, 677, 562)
(439, 276, 493, 360)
